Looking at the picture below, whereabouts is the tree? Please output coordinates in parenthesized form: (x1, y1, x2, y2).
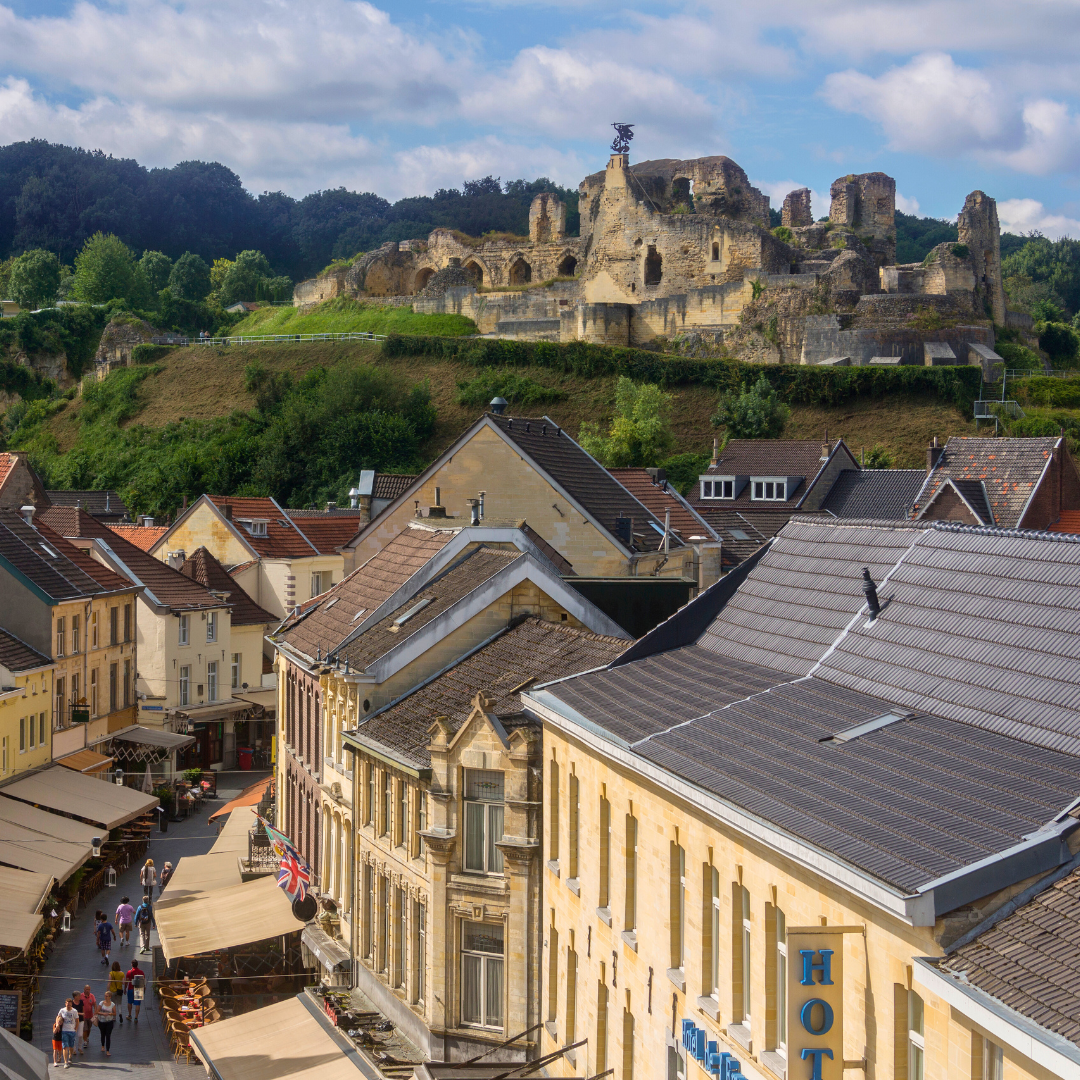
(712, 375, 790, 439)
(168, 252, 211, 301)
(72, 232, 137, 303)
(1038, 321, 1080, 368)
(139, 250, 172, 293)
(578, 377, 674, 467)
(217, 250, 290, 305)
(8, 249, 60, 308)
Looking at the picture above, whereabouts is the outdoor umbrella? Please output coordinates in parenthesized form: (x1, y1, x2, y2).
(142, 764, 153, 794)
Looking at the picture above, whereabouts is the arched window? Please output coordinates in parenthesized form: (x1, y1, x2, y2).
(557, 254, 578, 277)
(711, 241, 720, 261)
(509, 258, 532, 285)
(645, 245, 663, 286)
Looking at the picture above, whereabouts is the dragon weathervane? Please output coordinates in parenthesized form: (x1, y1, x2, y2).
(610, 123, 634, 155)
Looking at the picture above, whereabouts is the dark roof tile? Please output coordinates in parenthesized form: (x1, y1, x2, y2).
(180, 547, 276, 626)
(0, 627, 51, 672)
(819, 469, 926, 520)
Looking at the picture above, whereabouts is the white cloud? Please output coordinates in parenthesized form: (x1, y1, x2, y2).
(895, 193, 920, 215)
(998, 198, 1080, 240)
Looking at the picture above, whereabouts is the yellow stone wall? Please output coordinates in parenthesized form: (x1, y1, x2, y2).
(0, 663, 54, 778)
(541, 724, 949, 1080)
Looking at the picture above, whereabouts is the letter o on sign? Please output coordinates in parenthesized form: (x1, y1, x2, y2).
(800, 998, 834, 1036)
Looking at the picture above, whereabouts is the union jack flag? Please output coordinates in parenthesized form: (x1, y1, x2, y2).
(277, 849, 310, 901)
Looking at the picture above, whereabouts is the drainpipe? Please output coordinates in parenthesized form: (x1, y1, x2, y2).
(347, 742, 359, 990)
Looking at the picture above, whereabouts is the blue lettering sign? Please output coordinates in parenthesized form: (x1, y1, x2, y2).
(799, 998, 834, 1036)
(799, 949, 835, 986)
(801, 1049, 834, 1080)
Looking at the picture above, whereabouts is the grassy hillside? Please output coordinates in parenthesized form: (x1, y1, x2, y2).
(227, 297, 476, 338)
(4, 336, 985, 520)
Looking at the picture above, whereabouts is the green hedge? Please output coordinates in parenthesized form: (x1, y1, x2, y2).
(382, 334, 983, 409)
(0, 359, 54, 402)
(131, 344, 172, 364)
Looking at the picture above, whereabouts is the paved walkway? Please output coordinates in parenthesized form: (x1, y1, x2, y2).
(31, 773, 270, 1080)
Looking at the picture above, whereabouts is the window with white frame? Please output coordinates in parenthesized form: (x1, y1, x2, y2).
(179, 666, 190, 707)
(90, 610, 98, 649)
(708, 866, 720, 999)
(38, 712, 45, 747)
(413, 900, 426, 1003)
(28, 711, 35, 749)
(231, 653, 241, 689)
(179, 614, 190, 646)
(206, 611, 217, 643)
(396, 779, 408, 847)
(461, 921, 504, 1030)
(311, 571, 328, 597)
(381, 771, 392, 837)
(71, 615, 80, 654)
(734, 884, 751, 1024)
(907, 990, 925, 1080)
(751, 478, 787, 501)
(19, 716, 26, 753)
(55, 617, 65, 657)
(2, 736, 7, 775)
(365, 761, 375, 827)
(464, 770, 505, 874)
(700, 477, 735, 499)
(207, 661, 217, 702)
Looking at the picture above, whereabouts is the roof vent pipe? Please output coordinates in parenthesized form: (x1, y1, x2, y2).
(478, 491, 485, 520)
(861, 567, 881, 620)
(490, 397, 508, 415)
(18, 504, 34, 526)
(467, 499, 480, 526)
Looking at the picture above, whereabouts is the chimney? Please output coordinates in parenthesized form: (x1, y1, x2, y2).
(18, 504, 34, 526)
(490, 397, 508, 415)
(927, 436, 943, 474)
(861, 567, 881, 620)
(467, 499, 480, 526)
(615, 516, 633, 548)
(711, 437, 719, 467)
(182, 495, 188, 511)
(167, 550, 186, 570)
(478, 491, 485, 520)
(427, 486, 447, 519)
(325, 501, 337, 512)
(105, 492, 111, 513)
(821, 428, 830, 461)
(223, 504, 233, 521)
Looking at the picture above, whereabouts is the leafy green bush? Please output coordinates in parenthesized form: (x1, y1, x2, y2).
(658, 451, 711, 496)
(1014, 375, 1080, 408)
(383, 335, 984, 411)
(712, 375, 790, 438)
(1038, 321, 1080, 367)
(996, 342, 1043, 373)
(578, 377, 674, 467)
(950, 244, 970, 260)
(865, 445, 894, 468)
(0, 305, 109, 378)
(454, 371, 565, 407)
(132, 344, 171, 364)
(771, 226, 793, 243)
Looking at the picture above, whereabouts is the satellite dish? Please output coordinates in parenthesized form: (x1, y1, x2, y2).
(292, 894, 318, 922)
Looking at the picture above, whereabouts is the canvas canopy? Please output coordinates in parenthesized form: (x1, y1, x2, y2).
(189, 996, 362, 1080)
(0, 1025, 48, 1080)
(154, 874, 299, 963)
(55, 749, 112, 774)
(210, 807, 255, 855)
(0, 796, 96, 881)
(1, 766, 157, 829)
(0, 866, 51, 953)
(158, 853, 242, 903)
(208, 776, 270, 822)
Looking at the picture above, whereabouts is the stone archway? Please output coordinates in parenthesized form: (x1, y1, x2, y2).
(557, 254, 578, 277)
(509, 257, 532, 285)
(463, 260, 484, 286)
(644, 245, 663, 286)
(413, 267, 436, 293)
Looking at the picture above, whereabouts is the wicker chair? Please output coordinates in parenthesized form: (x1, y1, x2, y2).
(203, 1008, 223, 1025)
(173, 1027, 195, 1064)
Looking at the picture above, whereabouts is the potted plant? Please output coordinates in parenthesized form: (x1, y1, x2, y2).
(152, 785, 174, 831)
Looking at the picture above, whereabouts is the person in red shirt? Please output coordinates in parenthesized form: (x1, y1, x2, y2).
(123, 960, 145, 1023)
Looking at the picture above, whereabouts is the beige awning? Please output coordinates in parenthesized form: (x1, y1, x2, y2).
(190, 996, 358, 1080)
(208, 776, 271, 822)
(0, 796, 101, 844)
(0, 866, 52, 953)
(154, 874, 300, 963)
(210, 807, 255, 855)
(1, 766, 157, 829)
(55, 749, 113, 774)
(159, 852, 242, 903)
(0, 795, 97, 880)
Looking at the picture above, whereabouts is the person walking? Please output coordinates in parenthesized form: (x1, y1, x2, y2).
(96, 912, 115, 964)
(50, 1005, 65, 1067)
(107, 962, 125, 1023)
(80, 984, 97, 1054)
(96, 991, 117, 1056)
(116, 896, 134, 946)
(159, 861, 173, 897)
(139, 859, 156, 900)
(134, 897, 154, 953)
(56, 997, 79, 1068)
(124, 958, 145, 1023)
(70, 990, 84, 1056)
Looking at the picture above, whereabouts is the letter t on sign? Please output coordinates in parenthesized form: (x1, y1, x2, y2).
(801, 1049, 834, 1080)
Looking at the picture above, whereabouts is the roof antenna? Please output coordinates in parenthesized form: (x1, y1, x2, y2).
(861, 568, 881, 621)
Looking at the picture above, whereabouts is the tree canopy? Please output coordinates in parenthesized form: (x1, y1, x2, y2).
(578, 377, 674, 467)
(712, 375, 790, 439)
(8, 248, 60, 309)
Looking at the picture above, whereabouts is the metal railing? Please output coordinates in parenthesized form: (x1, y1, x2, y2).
(974, 399, 1025, 419)
(141, 330, 389, 349)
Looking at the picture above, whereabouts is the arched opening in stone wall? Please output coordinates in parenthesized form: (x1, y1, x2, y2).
(671, 177, 693, 212)
(413, 267, 436, 293)
(510, 258, 532, 285)
(644, 245, 663, 286)
(711, 241, 720, 261)
(557, 254, 578, 277)
(463, 260, 484, 286)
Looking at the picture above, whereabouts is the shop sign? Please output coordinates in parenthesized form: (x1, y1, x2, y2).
(787, 928, 853, 1080)
(681, 1020, 743, 1078)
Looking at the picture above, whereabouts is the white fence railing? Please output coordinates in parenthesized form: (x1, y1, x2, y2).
(182, 331, 389, 347)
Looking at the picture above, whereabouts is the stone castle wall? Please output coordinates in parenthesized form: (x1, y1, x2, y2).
(958, 191, 1006, 325)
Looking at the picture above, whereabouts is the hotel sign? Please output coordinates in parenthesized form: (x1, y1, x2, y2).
(787, 926, 861, 1080)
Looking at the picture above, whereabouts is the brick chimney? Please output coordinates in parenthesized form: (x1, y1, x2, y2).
(927, 436, 944, 474)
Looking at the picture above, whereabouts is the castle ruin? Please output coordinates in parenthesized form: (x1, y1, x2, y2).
(293, 149, 1020, 369)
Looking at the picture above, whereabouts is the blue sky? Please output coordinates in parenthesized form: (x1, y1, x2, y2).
(3, 0, 1080, 235)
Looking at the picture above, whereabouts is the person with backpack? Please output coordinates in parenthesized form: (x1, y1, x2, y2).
(96, 913, 115, 964)
(134, 898, 154, 953)
(55, 997, 79, 1068)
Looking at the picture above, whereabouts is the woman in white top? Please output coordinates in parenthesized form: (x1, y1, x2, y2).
(139, 859, 156, 899)
(96, 992, 117, 1056)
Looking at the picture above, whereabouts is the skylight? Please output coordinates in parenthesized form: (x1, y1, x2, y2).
(392, 597, 433, 626)
(729, 529, 750, 541)
(325, 598, 339, 609)
(38, 543, 59, 559)
(351, 608, 366, 622)
(822, 711, 911, 743)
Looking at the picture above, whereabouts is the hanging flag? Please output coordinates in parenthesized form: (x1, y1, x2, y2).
(277, 849, 311, 901)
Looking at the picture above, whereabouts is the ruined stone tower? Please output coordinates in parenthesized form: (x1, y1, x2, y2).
(957, 190, 1006, 325)
(829, 172, 896, 266)
(529, 192, 566, 244)
(782, 188, 813, 229)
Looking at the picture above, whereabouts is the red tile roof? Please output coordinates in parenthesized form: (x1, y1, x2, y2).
(107, 523, 170, 552)
(288, 513, 366, 554)
(180, 547, 276, 627)
(609, 469, 716, 541)
(207, 496, 317, 559)
(0, 454, 14, 490)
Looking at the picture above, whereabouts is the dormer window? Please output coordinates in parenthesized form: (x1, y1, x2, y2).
(701, 477, 735, 500)
(239, 518, 268, 537)
(752, 478, 787, 501)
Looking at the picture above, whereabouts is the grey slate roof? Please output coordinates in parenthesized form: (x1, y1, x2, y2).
(489, 413, 667, 551)
(940, 866, 1080, 1048)
(46, 490, 129, 519)
(0, 628, 51, 672)
(818, 469, 925, 520)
